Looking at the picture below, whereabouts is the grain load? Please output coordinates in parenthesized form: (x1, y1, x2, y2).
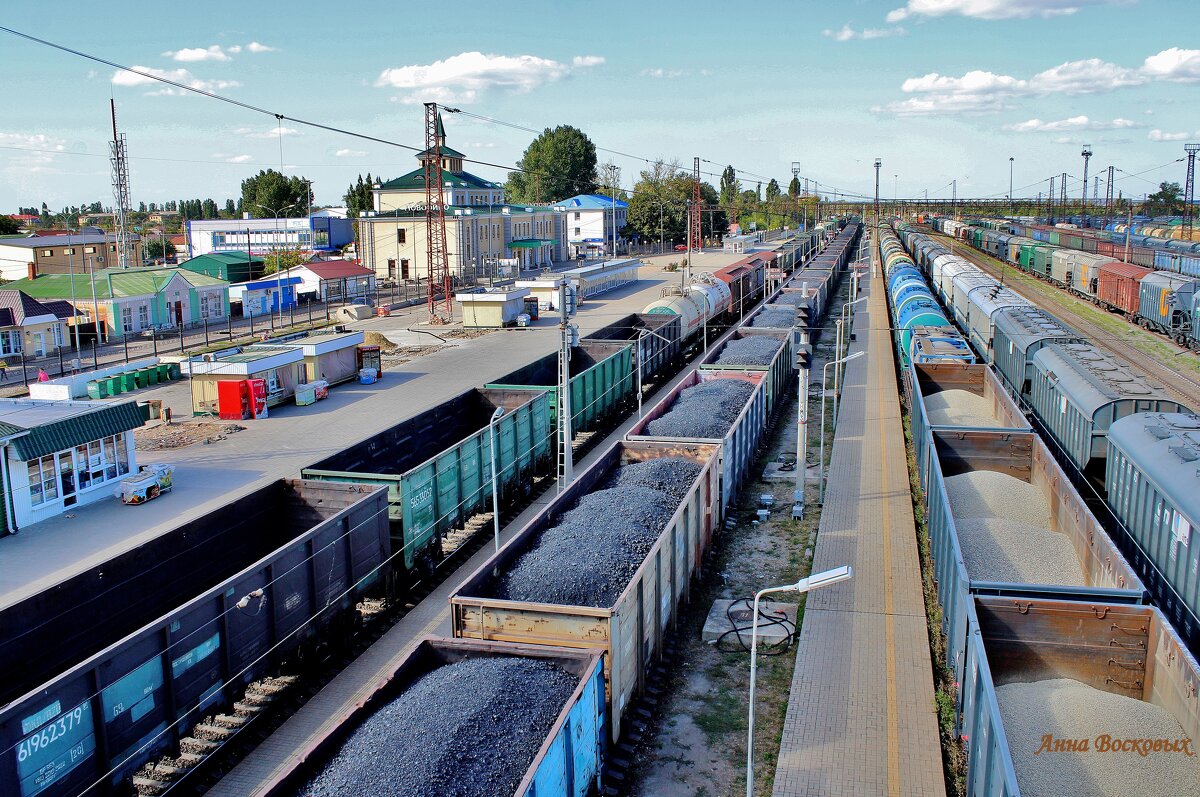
(996, 678, 1200, 797)
(955, 517, 1084, 585)
(714, 336, 784, 366)
(924, 389, 1000, 427)
(644, 379, 756, 439)
(944, 470, 1051, 527)
(297, 656, 578, 797)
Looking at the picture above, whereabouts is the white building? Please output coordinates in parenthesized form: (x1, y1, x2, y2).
(186, 215, 354, 258)
(554, 194, 628, 260)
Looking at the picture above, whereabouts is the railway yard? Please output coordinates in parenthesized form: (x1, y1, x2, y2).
(3, 207, 1200, 797)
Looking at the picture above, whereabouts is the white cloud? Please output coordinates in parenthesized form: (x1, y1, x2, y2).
(1004, 115, 1140, 132)
(226, 45, 242, 54)
(1148, 129, 1190, 141)
(163, 45, 230, 62)
(1029, 58, 1145, 93)
(233, 126, 301, 139)
(212, 153, 254, 163)
(0, 133, 68, 166)
(887, 0, 1127, 23)
(376, 51, 597, 104)
(246, 41, 277, 53)
(1141, 47, 1200, 82)
(642, 67, 688, 78)
(111, 65, 240, 93)
(335, 148, 367, 157)
(822, 24, 906, 41)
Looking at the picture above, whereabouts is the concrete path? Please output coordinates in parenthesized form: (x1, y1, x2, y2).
(771, 255, 946, 796)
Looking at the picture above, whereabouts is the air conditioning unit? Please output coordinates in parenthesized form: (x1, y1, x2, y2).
(202, 354, 216, 362)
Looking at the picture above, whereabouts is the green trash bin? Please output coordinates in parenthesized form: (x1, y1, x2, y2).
(134, 370, 149, 389)
(144, 367, 159, 386)
(86, 380, 108, 400)
(107, 376, 123, 395)
(166, 362, 181, 380)
(122, 372, 137, 392)
(157, 363, 171, 382)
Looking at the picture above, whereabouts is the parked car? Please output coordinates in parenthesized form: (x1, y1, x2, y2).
(674, 243, 688, 251)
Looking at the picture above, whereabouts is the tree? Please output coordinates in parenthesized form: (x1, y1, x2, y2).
(240, 170, 314, 218)
(787, 176, 801, 198)
(626, 160, 688, 245)
(505, 125, 597, 204)
(224, 199, 236, 216)
(343, 173, 375, 219)
(262, 246, 306, 275)
(0, 216, 19, 235)
(719, 165, 739, 207)
(137, 201, 147, 213)
(766, 179, 781, 201)
(202, 198, 219, 219)
(144, 238, 176, 261)
(1144, 182, 1183, 217)
(755, 182, 762, 202)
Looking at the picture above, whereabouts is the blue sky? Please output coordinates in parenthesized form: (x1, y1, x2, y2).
(2, 0, 1198, 212)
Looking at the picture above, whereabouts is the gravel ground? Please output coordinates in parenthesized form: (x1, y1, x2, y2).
(924, 389, 1002, 427)
(496, 457, 702, 607)
(134, 422, 245, 450)
(296, 656, 579, 797)
(714, 336, 783, 366)
(956, 517, 1084, 585)
(644, 379, 756, 439)
(996, 678, 1200, 797)
(945, 470, 1051, 527)
(750, 307, 796, 328)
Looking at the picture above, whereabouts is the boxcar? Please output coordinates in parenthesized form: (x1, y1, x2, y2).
(1138, 271, 1200, 341)
(963, 284, 1030, 360)
(450, 441, 720, 742)
(1106, 412, 1200, 645)
(581, 312, 683, 388)
(1095, 260, 1152, 316)
(255, 639, 606, 797)
(0, 480, 390, 797)
(990, 306, 1083, 401)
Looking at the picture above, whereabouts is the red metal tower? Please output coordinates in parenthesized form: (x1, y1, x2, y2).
(1184, 143, 1199, 240)
(689, 157, 702, 253)
(424, 102, 452, 321)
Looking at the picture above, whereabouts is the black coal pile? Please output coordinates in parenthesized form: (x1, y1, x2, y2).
(750, 306, 796, 328)
(495, 457, 701, 607)
(644, 379, 755, 439)
(296, 656, 578, 797)
(714, 336, 783, 366)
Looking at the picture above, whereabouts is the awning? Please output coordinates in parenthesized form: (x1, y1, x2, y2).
(509, 238, 557, 249)
(10, 401, 144, 461)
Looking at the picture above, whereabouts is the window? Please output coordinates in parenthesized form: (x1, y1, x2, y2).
(28, 455, 57, 506)
(40, 249, 53, 257)
(63, 248, 75, 256)
(138, 305, 149, 327)
(200, 294, 210, 318)
(0, 331, 21, 355)
(84, 246, 96, 254)
(121, 306, 133, 332)
(296, 364, 308, 385)
(574, 227, 581, 236)
(574, 212, 580, 220)
(397, 229, 406, 244)
(109, 245, 116, 252)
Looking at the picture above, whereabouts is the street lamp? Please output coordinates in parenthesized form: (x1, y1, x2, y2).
(1009, 157, 1015, 210)
(252, 202, 299, 329)
(819, 351, 864, 503)
(834, 297, 867, 411)
(745, 565, 853, 797)
(488, 406, 504, 552)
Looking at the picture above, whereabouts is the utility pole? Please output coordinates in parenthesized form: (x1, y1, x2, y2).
(1009, 157, 1014, 213)
(557, 278, 575, 489)
(109, 100, 132, 269)
(689, 157, 702, 253)
(1104, 165, 1115, 229)
(873, 159, 881, 230)
(951, 179, 957, 220)
(1184, 143, 1199, 239)
(1060, 172, 1068, 216)
(1080, 145, 1093, 225)
(1048, 176, 1055, 222)
(423, 102, 452, 322)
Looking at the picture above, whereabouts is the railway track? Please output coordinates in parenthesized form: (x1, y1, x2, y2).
(928, 230, 1200, 407)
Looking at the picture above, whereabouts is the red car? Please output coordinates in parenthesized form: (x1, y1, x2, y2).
(674, 243, 688, 252)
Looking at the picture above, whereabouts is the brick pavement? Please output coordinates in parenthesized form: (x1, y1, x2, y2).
(771, 250, 946, 797)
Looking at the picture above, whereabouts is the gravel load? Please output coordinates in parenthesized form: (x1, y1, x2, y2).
(644, 379, 756, 439)
(945, 470, 1051, 527)
(925, 389, 1003, 427)
(496, 457, 702, 607)
(996, 678, 1200, 797)
(956, 517, 1084, 585)
(297, 656, 578, 797)
(714, 336, 784, 366)
(770, 292, 812, 308)
(750, 306, 796, 328)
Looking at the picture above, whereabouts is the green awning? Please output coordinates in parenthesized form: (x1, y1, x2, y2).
(10, 401, 145, 461)
(509, 239, 557, 249)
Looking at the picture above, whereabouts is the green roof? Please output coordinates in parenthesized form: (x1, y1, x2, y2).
(366, 202, 560, 220)
(186, 252, 263, 265)
(378, 167, 501, 192)
(5, 401, 144, 460)
(6, 268, 228, 300)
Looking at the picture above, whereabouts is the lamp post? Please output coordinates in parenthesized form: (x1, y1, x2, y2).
(833, 297, 867, 414)
(1008, 157, 1015, 211)
(488, 406, 504, 552)
(745, 565, 853, 797)
(819, 351, 864, 503)
(795, 358, 809, 501)
(66, 229, 80, 352)
(252, 202, 299, 329)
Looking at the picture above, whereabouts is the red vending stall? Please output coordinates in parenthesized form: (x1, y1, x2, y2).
(247, 378, 268, 418)
(216, 380, 250, 420)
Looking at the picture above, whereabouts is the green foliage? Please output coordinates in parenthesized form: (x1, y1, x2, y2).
(0, 216, 19, 235)
(624, 159, 726, 243)
(343, 173, 375, 219)
(505, 125, 598, 203)
(1143, 181, 1183, 216)
(787, 175, 801, 197)
(240, 170, 314, 218)
(143, 238, 176, 260)
(224, 199, 236, 216)
(261, 246, 306, 275)
(766, 178, 781, 201)
(719, 165, 739, 207)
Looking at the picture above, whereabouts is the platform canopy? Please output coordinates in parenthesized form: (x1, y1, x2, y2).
(508, 238, 557, 249)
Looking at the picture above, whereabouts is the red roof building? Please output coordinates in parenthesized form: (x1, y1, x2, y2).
(282, 260, 377, 302)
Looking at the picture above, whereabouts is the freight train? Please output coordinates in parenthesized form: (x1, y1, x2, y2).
(883, 222, 1200, 797)
(0, 223, 855, 797)
(930, 216, 1200, 348)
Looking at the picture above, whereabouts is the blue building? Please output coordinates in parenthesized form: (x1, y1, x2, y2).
(227, 276, 303, 317)
(187, 214, 354, 259)
(555, 194, 629, 259)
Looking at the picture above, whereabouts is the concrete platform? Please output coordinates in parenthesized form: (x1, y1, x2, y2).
(701, 599, 798, 646)
(771, 244, 946, 797)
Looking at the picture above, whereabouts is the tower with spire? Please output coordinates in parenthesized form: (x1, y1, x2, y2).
(373, 113, 502, 210)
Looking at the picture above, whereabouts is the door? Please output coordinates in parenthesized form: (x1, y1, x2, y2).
(173, 301, 183, 326)
(58, 454, 76, 507)
(32, 333, 45, 357)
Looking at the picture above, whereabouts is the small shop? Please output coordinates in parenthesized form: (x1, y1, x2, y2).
(185, 346, 305, 415)
(0, 398, 143, 533)
(456, 287, 531, 328)
(269, 330, 364, 386)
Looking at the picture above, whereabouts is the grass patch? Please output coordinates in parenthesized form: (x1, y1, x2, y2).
(695, 690, 744, 742)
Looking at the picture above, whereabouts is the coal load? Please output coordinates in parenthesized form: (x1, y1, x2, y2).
(496, 457, 701, 607)
(714, 336, 783, 367)
(769, 292, 811, 308)
(644, 379, 755, 439)
(296, 656, 578, 797)
(750, 306, 796, 328)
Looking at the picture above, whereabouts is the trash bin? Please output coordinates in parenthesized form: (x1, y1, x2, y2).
(166, 363, 181, 380)
(144, 367, 159, 386)
(86, 380, 108, 400)
(157, 363, 171, 382)
(122, 372, 137, 392)
(107, 376, 124, 395)
(134, 370, 149, 389)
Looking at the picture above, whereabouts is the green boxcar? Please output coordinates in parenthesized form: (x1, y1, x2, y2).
(1029, 245, 1056, 277)
(301, 388, 552, 574)
(485, 342, 634, 437)
(1047, 230, 1061, 246)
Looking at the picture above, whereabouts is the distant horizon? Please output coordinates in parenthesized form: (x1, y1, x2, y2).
(1, 0, 1197, 211)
